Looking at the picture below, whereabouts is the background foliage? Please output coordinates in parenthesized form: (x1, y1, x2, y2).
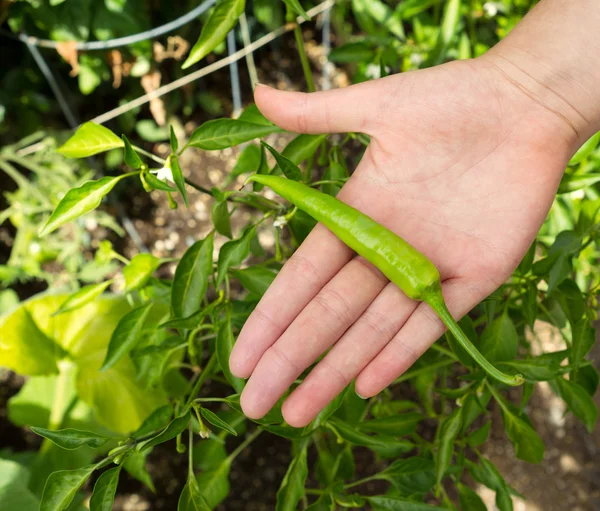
(1, 0, 599, 510)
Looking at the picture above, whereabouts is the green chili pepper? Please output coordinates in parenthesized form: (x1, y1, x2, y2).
(247, 174, 524, 387)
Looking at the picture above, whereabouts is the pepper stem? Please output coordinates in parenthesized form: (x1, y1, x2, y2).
(425, 291, 524, 387)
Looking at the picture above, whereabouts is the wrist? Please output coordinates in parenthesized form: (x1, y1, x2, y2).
(479, 0, 600, 151)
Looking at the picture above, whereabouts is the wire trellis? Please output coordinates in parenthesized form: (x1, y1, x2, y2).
(0, 1, 216, 51)
(14, 0, 335, 159)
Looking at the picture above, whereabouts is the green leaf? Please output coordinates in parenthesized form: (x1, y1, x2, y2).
(170, 126, 179, 153)
(226, 144, 262, 184)
(329, 41, 376, 63)
(500, 353, 569, 382)
(558, 173, 600, 194)
(378, 456, 436, 495)
(479, 313, 518, 362)
(188, 119, 282, 151)
(141, 169, 178, 192)
(196, 459, 231, 508)
(57, 122, 124, 158)
(123, 452, 155, 492)
(89, 466, 121, 511)
(53, 281, 113, 315)
(282, 0, 310, 20)
(193, 437, 228, 471)
(40, 464, 96, 511)
(1, 294, 166, 434)
(329, 418, 415, 458)
(0, 459, 39, 510)
(230, 266, 277, 296)
(182, 0, 246, 69)
(493, 392, 544, 464)
(217, 313, 245, 393)
(435, 407, 462, 484)
(211, 200, 232, 238)
(178, 472, 211, 511)
(276, 447, 308, 511)
(574, 365, 599, 396)
(334, 493, 365, 508)
(238, 104, 273, 125)
(261, 141, 303, 181)
(359, 0, 404, 38)
(131, 405, 173, 439)
(216, 225, 256, 286)
(305, 494, 334, 511)
(467, 457, 513, 511)
(40, 174, 132, 236)
(170, 155, 189, 207)
(357, 413, 423, 437)
(428, 0, 462, 66)
(572, 318, 595, 370)
(101, 303, 153, 371)
(122, 135, 143, 169)
(553, 377, 598, 433)
(30, 427, 113, 450)
(322, 161, 347, 197)
(568, 131, 600, 165)
(466, 421, 490, 447)
(367, 496, 446, 510)
(280, 134, 326, 167)
(200, 408, 238, 436)
(140, 411, 191, 452)
(124, 254, 161, 293)
(457, 482, 487, 511)
(172, 233, 215, 318)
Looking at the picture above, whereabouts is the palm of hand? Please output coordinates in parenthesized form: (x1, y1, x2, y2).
(230, 59, 575, 427)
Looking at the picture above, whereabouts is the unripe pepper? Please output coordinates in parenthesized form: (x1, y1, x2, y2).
(248, 174, 524, 387)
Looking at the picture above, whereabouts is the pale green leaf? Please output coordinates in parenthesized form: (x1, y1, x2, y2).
(58, 122, 123, 158)
(40, 174, 132, 236)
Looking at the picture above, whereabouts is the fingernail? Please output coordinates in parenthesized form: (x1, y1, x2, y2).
(355, 390, 368, 399)
(254, 82, 271, 91)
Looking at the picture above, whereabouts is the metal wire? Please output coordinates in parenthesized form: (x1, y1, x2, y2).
(227, 30, 243, 116)
(322, 6, 333, 91)
(16, 0, 336, 157)
(88, 0, 335, 126)
(24, 39, 80, 128)
(0, 0, 216, 51)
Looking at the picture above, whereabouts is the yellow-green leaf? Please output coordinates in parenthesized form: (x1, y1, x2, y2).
(40, 174, 133, 236)
(58, 122, 124, 158)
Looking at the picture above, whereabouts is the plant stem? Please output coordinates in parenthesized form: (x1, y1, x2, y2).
(293, 25, 316, 92)
(392, 359, 454, 385)
(184, 353, 218, 409)
(226, 428, 262, 463)
(344, 474, 378, 490)
(425, 291, 524, 386)
(188, 425, 194, 474)
(133, 145, 166, 165)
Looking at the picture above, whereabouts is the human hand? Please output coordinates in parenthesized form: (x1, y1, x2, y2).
(229, 55, 586, 427)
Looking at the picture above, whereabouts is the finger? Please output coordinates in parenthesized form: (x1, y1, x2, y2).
(229, 170, 375, 379)
(355, 278, 479, 398)
(254, 83, 378, 135)
(240, 257, 388, 419)
(281, 282, 417, 427)
(229, 223, 352, 378)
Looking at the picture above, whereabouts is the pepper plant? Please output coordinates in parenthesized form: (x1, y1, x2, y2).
(1, 1, 599, 511)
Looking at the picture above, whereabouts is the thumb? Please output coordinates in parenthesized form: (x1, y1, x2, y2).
(254, 83, 377, 135)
